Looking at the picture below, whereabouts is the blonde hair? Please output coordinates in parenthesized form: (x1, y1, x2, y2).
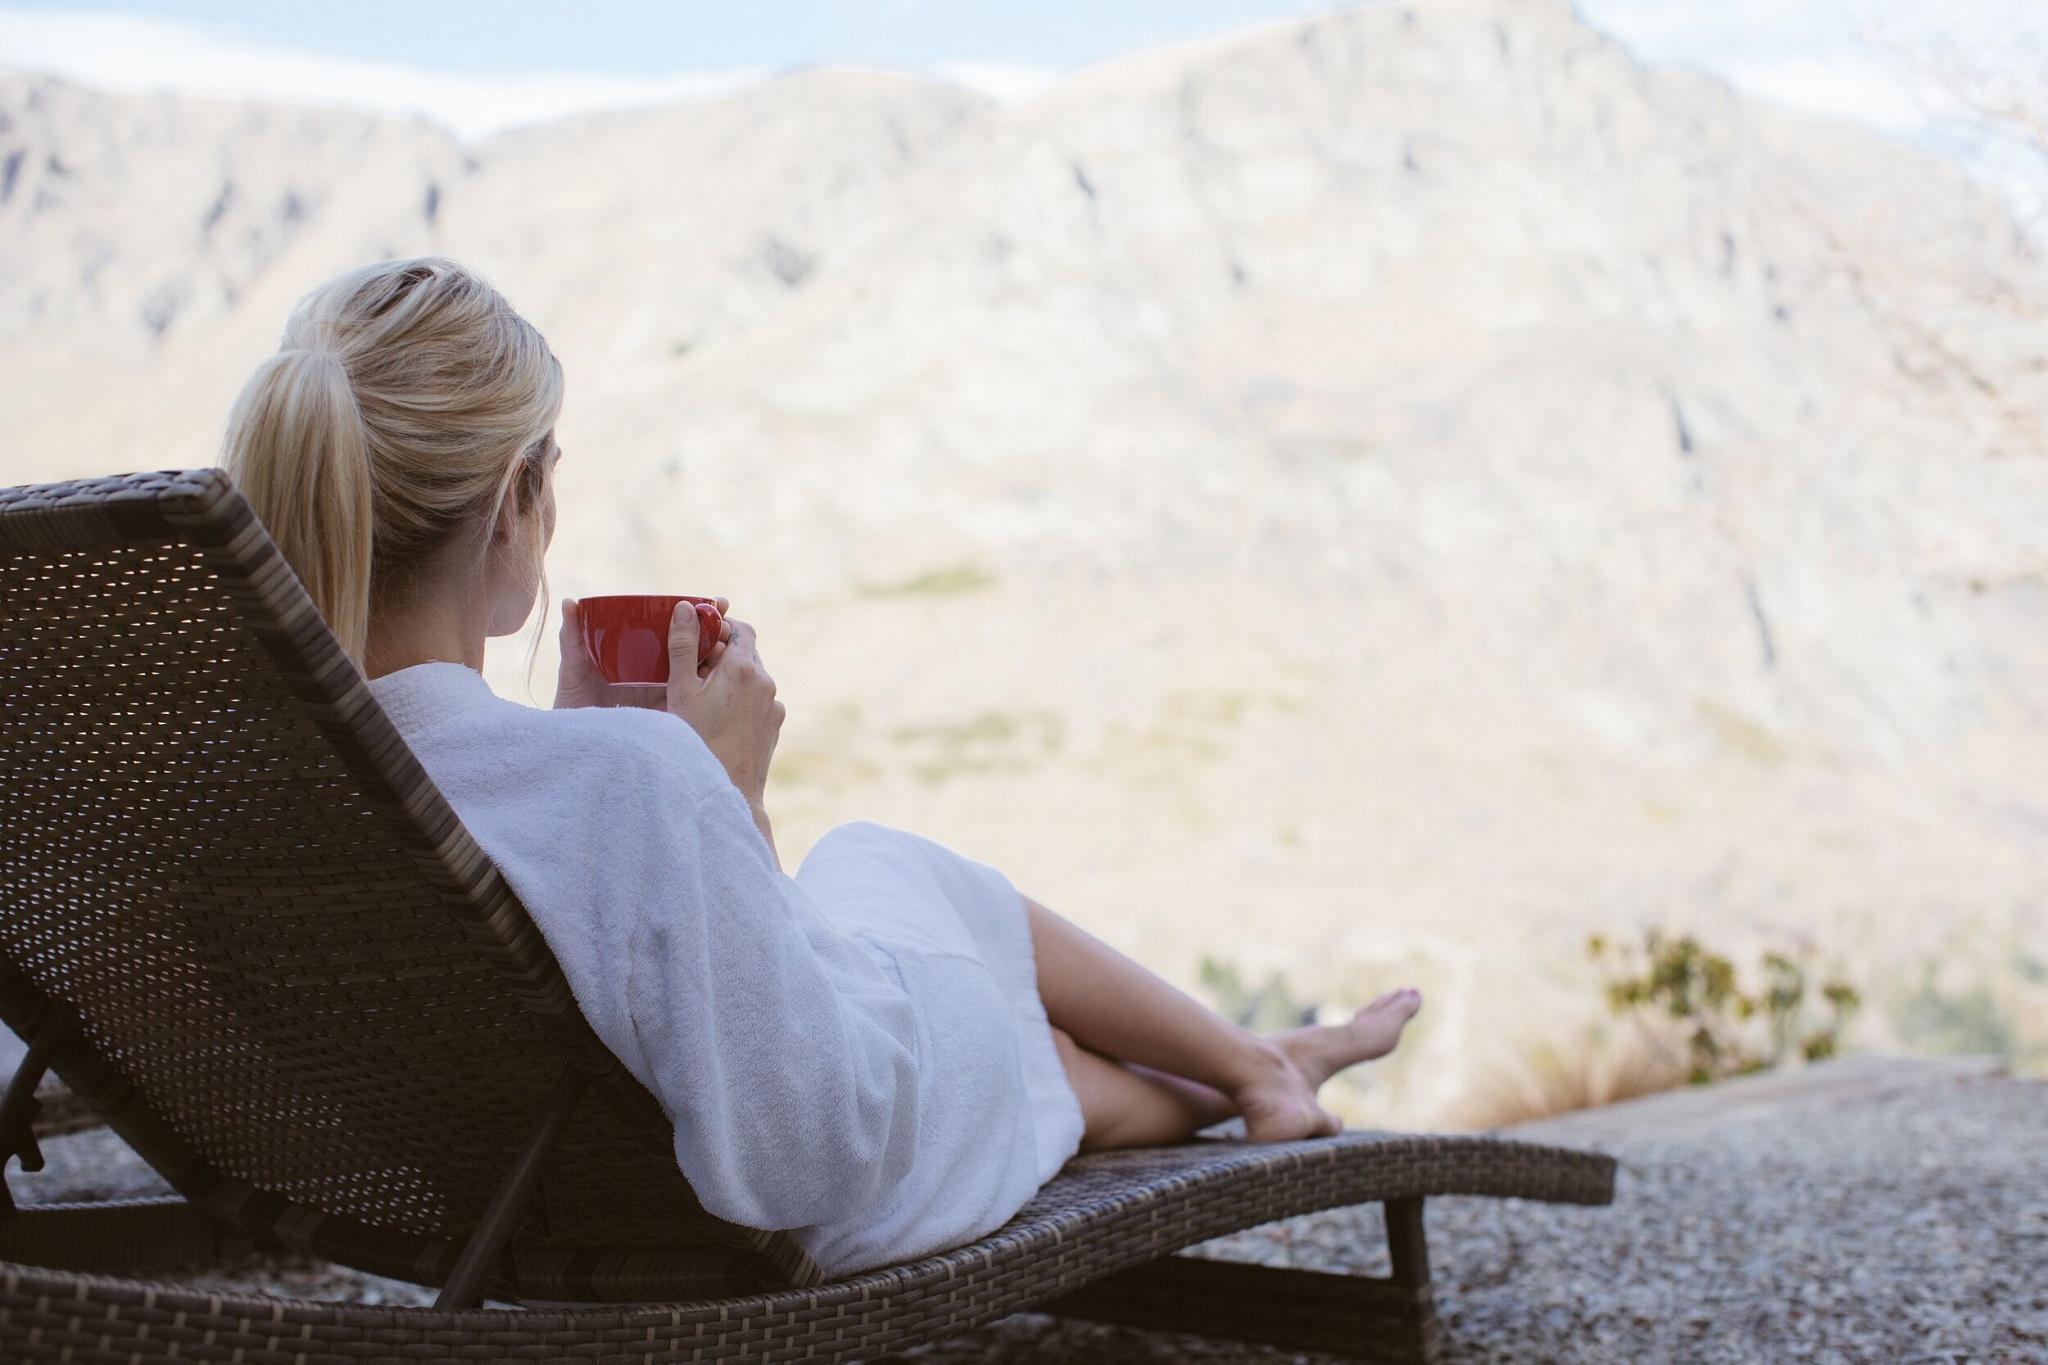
(218, 256, 562, 674)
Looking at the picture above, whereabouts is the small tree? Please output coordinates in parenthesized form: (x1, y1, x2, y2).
(1859, 1, 2048, 241)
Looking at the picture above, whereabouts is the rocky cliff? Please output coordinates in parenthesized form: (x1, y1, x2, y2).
(3, 0, 2042, 1120)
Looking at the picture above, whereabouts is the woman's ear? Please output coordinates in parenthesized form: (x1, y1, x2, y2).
(489, 461, 534, 548)
(488, 444, 548, 553)
(487, 495, 532, 565)
(489, 487, 520, 548)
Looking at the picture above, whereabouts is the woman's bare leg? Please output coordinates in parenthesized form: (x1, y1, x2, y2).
(1025, 895, 1285, 1104)
(1051, 1027, 1236, 1149)
(1024, 895, 1421, 1145)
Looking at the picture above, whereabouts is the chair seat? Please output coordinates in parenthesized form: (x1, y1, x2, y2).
(0, 1130, 1613, 1362)
(0, 468, 1621, 1362)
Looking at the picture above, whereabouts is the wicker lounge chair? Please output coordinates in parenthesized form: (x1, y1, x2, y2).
(0, 469, 1616, 1364)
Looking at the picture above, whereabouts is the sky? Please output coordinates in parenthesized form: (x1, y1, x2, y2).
(0, 0, 2040, 167)
(0, 1, 1370, 133)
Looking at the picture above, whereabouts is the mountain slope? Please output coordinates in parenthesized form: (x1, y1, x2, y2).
(2, 0, 2044, 1119)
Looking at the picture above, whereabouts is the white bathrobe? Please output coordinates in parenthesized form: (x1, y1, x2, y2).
(365, 662, 1084, 1279)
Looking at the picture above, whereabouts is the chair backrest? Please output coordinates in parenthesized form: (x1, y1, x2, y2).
(0, 469, 821, 1296)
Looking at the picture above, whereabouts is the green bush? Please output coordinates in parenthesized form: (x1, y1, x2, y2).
(1890, 962, 2018, 1056)
(1588, 930, 1860, 1085)
(1198, 954, 1318, 1032)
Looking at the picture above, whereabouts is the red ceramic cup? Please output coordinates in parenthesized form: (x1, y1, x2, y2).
(578, 594, 724, 685)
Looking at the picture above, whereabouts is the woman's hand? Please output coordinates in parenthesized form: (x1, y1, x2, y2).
(553, 596, 734, 711)
(663, 602, 783, 811)
(553, 598, 617, 710)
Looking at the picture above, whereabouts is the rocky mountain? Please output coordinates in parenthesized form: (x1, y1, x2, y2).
(4, 0, 2044, 1120)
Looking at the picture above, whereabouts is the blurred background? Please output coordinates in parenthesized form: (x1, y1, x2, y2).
(2, 0, 2044, 1130)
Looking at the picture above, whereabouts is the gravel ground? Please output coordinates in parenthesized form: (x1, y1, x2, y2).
(16, 1063, 2046, 1363)
(895, 1071, 2048, 1363)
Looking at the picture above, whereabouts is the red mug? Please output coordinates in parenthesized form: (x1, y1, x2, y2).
(578, 595, 724, 685)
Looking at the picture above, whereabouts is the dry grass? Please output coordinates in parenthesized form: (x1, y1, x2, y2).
(1436, 1021, 1688, 1131)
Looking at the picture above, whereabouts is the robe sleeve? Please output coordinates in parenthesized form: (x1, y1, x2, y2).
(445, 705, 926, 1232)
(621, 773, 927, 1229)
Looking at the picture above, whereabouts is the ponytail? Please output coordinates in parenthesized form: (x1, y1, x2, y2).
(220, 346, 376, 662)
(215, 257, 564, 676)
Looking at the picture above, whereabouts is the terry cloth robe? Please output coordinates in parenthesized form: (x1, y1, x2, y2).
(365, 661, 1084, 1278)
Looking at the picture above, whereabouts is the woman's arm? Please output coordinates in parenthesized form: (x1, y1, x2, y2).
(746, 800, 780, 872)
(552, 593, 782, 871)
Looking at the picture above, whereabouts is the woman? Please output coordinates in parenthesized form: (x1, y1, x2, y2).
(219, 255, 1420, 1279)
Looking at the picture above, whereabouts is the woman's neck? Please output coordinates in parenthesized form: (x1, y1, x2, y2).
(362, 572, 489, 680)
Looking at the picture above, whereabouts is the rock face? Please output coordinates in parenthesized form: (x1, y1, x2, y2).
(1, 0, 2044, 1122)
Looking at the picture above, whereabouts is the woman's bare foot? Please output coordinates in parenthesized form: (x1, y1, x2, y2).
(1276, 987, 1424, 1090)
(1228, 1047, 1338, 1143)
(1225, 987, 1424, 1143)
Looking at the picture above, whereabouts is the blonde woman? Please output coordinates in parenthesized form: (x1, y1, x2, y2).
(219, 255, 1421, 1279)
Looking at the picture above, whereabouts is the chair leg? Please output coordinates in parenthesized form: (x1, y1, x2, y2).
(1037, 1196, 1443, 1363)
(435, 1066, 587, 1310)
(1385, 1197, 1445, 1361)
(0, 1032, 54, 1217)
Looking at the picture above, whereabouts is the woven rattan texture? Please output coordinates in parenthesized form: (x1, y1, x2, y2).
(0, 1132, 1615, 1363)
(0, 470, 812, 1298)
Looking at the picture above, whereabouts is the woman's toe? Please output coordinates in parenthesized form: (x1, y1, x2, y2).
(1360, 986, 1423, 1021)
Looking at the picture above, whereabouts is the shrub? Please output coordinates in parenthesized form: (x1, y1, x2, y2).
(1197, 954, 1318, 1032)
(1588, 930, 1860, 1085)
